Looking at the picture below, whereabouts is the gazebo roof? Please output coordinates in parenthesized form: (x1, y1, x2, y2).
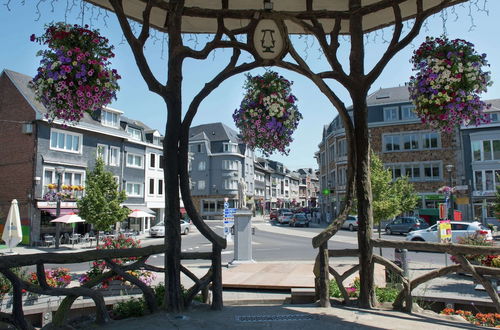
(85, 0, 467, 34)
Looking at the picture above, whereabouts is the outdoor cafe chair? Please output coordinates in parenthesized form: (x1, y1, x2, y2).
(68, 233, 80, 246)
(63, 233, 71, 245)
(43, 234, 54, 247)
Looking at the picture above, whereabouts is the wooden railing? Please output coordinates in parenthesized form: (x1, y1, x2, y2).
(0, 245, 216, 330)
(314, 239, 500, 312)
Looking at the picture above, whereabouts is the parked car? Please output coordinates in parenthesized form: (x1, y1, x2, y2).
(385, 217, 429, 235)
(278, 212, 293, 224)
(289, 213, 310, 227)
(341, 215, 358, 231)
(406, 221, 493, 243)
(149, 219, 191, 237)
(270, 209, 279, 220)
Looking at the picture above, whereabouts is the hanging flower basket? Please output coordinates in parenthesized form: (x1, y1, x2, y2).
(29, 22, 121, 125)
(408, 36, 492, 133)
(233, 71, 302, 156)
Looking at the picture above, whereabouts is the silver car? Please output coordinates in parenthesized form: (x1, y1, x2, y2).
(149, 219, 191, 237)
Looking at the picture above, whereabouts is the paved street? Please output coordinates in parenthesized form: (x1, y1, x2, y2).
(39, 218, 453, 273)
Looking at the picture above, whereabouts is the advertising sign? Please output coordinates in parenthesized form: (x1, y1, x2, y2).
(438, 220, 452, 243)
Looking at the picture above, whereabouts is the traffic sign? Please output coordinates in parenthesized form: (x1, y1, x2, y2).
(224, 202, 229, 208)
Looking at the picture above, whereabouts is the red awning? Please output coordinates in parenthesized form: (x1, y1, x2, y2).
(39, 208, 79, 216)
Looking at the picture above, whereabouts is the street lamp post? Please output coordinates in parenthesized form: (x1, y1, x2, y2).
(446, 164, 454, 221)
(54, 166, 65, 249)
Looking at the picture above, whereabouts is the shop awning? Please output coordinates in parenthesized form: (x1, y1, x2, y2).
(39, 208, 79, 216)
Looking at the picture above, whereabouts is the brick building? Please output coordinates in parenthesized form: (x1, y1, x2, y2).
(316, 86, 465, 223)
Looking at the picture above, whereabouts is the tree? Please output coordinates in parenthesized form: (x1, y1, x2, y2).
(352, 152, 418, 234)
(370, 152, 400, 229)
(77, 158, 129, 243)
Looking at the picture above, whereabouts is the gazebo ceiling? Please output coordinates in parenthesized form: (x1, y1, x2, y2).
(85, 0, 467, 34)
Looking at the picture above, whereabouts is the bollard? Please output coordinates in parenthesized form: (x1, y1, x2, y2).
(395, 248, 409, 278)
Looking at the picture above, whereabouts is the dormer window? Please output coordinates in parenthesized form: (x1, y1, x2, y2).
(127, 126, 142, 140)
(102, 110, 120, 128)
(223, 142, 238, 153)
(153, 136, 161, 145)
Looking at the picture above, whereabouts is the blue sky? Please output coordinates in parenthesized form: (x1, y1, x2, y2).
(1, 1, 499, 169)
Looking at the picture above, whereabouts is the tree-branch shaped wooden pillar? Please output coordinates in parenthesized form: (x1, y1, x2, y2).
(84, 0, 469, 310)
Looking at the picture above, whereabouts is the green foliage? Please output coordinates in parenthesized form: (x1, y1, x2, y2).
(112, 297, 146, 319)
(370, 152, 418, 224)
(329, 278, 399, 303)
(77, 158, 129, 232)
(375, 286, 399, 303)
(111, 283, 203, 320)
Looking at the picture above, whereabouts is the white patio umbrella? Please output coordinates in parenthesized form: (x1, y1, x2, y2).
(128, 209, 155, 218)
(1, 199, 23, 253)
(50, 213, 85, 236)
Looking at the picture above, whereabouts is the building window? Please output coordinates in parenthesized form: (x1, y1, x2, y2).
(149, 179, 155, 195)
(126, 182, 142, 197)
(223, 143, 238, 153)
(97, 144, 108, 164)
(423, 162, 441, 180)
(383, 135, 400, 152)
(337, 139, 347, 157)
(384, 131, 440, 152)
(101, 110, 119, 128)
(223, 160, 238, 170)
(127, 126, 142, 140)
(224, 179, 238, 190)
(472, 139, 500, 161)
(202, 200, 217, 213)
(198, 180, 205, 190)
(422, 132, 439, 149)
(474, 169, 500, 191)
(159, 155, 164, 169)
(50, 129, 82, 153)
(43, 168, 85, 195)
(153, 136, 161, 145)
(126, 153, 144, 168)
(383, 106, 399, 121)
(109, 147, 120, 166)
(401, 105, 417, 120)
(198, 161, 206, 171)
(403, 133, 419, 150)
(150, 153, 156, 168)
(158, 179, 163, 195)
(197, 144, 202, 153)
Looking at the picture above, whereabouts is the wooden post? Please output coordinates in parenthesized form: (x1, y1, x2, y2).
(211, 244, 223, 310)
(318, 242, 330, 307)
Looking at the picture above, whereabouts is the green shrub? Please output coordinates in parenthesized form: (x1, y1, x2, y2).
(375, 286, 399, 303)
(329, 279, 399, 303)
(112, 297, 145, 319)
